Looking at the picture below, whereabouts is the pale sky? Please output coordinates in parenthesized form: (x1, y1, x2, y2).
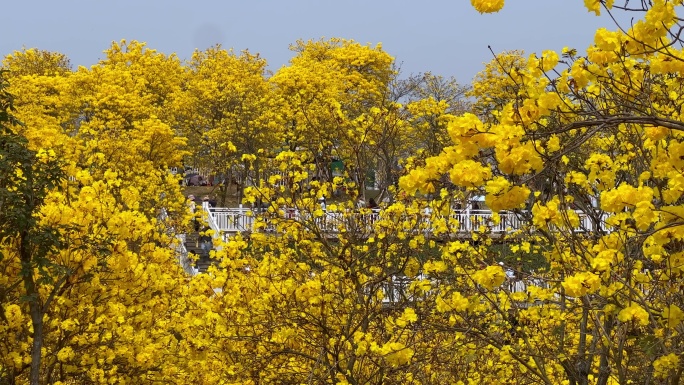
(2, 1, 617, 83)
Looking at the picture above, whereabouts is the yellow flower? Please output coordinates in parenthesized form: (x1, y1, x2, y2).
(423, 260, 447, 273)
(379, 342, 414, 366)
(653, 353, 680, 379)
(57, 346, 75, 362)
(584, 0, 602, 15)
(449, 159, 492, 188)
(546, 135, 561, 153)
(473, 265, 506, 290)
(404, 257, 421, 277)
(4, 304, 24, 329)
(562, 272, 601, 297)
(540, 50, 559, 72)
(485, 177, 530, 212)
(471, 0, 505, 14)
(396, 308, 418, 327)
(663, 304, 684, 328)
(436, 291, 469, 312)
(618, 304, 650, 326)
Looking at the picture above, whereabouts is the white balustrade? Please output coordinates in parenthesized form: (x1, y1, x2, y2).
(379, 274, 553, 306)
(209, 207, 254, 234)
(202, 205, 609, 239)
(175, 234, 198, 276)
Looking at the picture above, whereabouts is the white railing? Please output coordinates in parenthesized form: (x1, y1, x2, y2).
(175, 234, 197, 276)
(202, 205, 609, 238)
(310, 210, 381, 234)
(207, 207, 252, 236)
(379, 274, 553, 306)
(448, 210, 524, 233)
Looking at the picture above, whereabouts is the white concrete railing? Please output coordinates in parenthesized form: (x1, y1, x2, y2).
(450, 210, 523, 233)
(378, 274, 552, 305)
(378, 271, 647, 307)
(204, 206, 386, 235)
(205, 206, 252, 236)
(175, 234, 198, 276)
(203, 206, 608, 237)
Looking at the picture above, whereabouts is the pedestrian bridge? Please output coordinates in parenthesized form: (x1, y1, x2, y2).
(176, 204, 604, 303)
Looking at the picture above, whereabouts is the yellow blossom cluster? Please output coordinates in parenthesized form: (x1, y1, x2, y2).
(470, 0, 505, 14)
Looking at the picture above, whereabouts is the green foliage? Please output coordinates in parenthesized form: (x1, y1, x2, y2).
(0, 71, 64, 259)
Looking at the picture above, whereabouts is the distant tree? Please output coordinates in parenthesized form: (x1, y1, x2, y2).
(404, 72, 470, 156)
(270, 38, 397, 198)
(468, 49, 526, 120)
(172, 45, 282, 205)
(2, 48, 71, 77)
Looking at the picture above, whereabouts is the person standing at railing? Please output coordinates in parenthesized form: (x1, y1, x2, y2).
(367, 198, 378, 209)
(202, 195, 216, 209)
(187, 195, 199, 231)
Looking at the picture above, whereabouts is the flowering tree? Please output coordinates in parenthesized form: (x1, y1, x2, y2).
(1, 46, 202, 385)
(0, 69, 66, 385)
(270, 38, 399, 197)
(403, 73, 470, 157)
(399, 1, 684, 383)
(171, 46, 283, 203)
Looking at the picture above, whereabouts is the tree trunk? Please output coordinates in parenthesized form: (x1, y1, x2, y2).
(28, 304, 43, 385)
(20, 231, 43, 385)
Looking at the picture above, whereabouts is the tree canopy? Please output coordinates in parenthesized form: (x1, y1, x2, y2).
(3, 2, 684, 383)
